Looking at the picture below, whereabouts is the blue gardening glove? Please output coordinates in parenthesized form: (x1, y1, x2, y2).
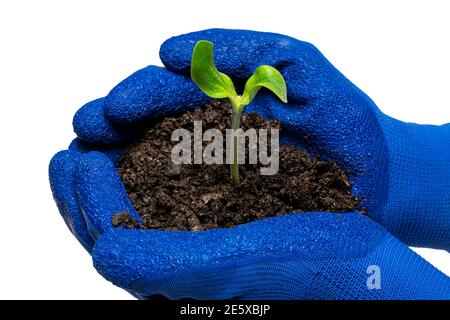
(49, 29, 450, 299)
(50, 150, 450, 299)
(158, 30, 450, 250)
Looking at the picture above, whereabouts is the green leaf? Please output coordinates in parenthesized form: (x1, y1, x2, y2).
(242, 65, 288, 106)
(191, 40, 237, 100)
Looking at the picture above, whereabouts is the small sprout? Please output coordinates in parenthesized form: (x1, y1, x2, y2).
(191, 40, 287, 184)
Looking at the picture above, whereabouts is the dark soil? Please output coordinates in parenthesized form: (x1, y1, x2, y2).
(114, 100, 359, 231)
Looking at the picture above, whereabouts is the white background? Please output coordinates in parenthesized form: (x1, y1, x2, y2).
(0, 0, 449, 299)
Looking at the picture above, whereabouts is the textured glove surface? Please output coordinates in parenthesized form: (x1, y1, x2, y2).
(50, 150, 450, 299)
(50, 29, 450, 299)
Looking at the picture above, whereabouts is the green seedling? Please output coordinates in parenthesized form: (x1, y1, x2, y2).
(191, 40, 287, 184)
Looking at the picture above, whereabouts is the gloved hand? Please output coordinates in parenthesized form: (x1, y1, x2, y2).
(49, 29, 450, 299)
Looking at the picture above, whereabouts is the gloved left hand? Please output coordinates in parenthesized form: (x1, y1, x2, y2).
(49, 147, 450, 299)
(49, 29, 450, 299)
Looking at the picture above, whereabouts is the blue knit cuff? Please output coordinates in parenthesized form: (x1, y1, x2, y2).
(379, 117, 450, 249)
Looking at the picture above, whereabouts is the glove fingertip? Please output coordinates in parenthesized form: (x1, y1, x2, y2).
(160, 28, 241, 74)
(73, 98, 134, 145)
(159, 35, 193, 75)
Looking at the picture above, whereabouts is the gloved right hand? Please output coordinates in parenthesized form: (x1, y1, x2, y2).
(156, 29, 450, 250)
